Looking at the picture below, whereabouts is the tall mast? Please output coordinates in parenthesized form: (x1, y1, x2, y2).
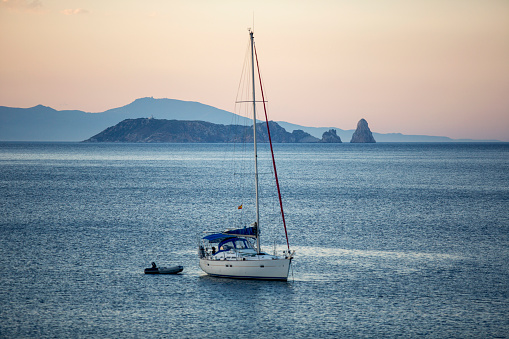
(254, 44, 291, 253)
(250, 30, 261, 254)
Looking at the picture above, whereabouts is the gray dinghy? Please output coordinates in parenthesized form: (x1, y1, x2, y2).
(144, 262, 183, 274)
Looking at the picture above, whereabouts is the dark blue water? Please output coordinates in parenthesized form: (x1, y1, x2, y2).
(1, 142, 508, 338)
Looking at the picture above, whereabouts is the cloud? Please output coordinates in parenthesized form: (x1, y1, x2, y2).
(60, 8, 89, 15)
(0, 0, 43, 12)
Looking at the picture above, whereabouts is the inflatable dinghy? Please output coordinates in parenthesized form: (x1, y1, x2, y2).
(144, 262, 183, 274)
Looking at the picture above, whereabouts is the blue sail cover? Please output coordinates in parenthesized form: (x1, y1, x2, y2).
(202, 226, 257, 243)
(224, 226, 256, 237)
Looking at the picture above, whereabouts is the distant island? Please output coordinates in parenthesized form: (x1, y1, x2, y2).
(84, 118, 346, 143)
(0, 97, 500, 142)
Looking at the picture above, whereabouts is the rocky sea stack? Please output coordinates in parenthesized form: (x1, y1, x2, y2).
(350, 119, 376, 143)
(321, 129, 342, 143)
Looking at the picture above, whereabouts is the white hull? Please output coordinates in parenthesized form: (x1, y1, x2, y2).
(199, 257, 291, 281)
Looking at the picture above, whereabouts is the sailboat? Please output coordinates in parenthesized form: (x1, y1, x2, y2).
(198, 30, 295, 281)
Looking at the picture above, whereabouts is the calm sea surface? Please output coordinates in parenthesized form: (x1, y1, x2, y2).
(0, 142, 508, 338)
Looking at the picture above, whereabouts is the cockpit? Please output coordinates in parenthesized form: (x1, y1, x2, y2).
(217, 238, 254, 253)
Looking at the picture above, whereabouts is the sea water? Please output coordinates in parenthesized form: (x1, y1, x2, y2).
(0, 142, 508, 338)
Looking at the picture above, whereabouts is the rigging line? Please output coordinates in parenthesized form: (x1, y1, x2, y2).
(234, 40, 252, 107)
(231, 40, 254, 197)
(254, 43, 290, 252)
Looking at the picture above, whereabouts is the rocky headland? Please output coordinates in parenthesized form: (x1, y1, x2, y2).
(84, 118, 329, 143)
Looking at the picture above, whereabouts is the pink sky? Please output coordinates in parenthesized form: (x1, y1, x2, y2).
(1, 0, 508, 141)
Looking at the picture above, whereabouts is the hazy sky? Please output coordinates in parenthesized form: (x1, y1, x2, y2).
(1, 0, 508, 141)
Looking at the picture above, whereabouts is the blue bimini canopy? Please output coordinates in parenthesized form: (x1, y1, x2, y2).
(202, 233, 235, 243)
